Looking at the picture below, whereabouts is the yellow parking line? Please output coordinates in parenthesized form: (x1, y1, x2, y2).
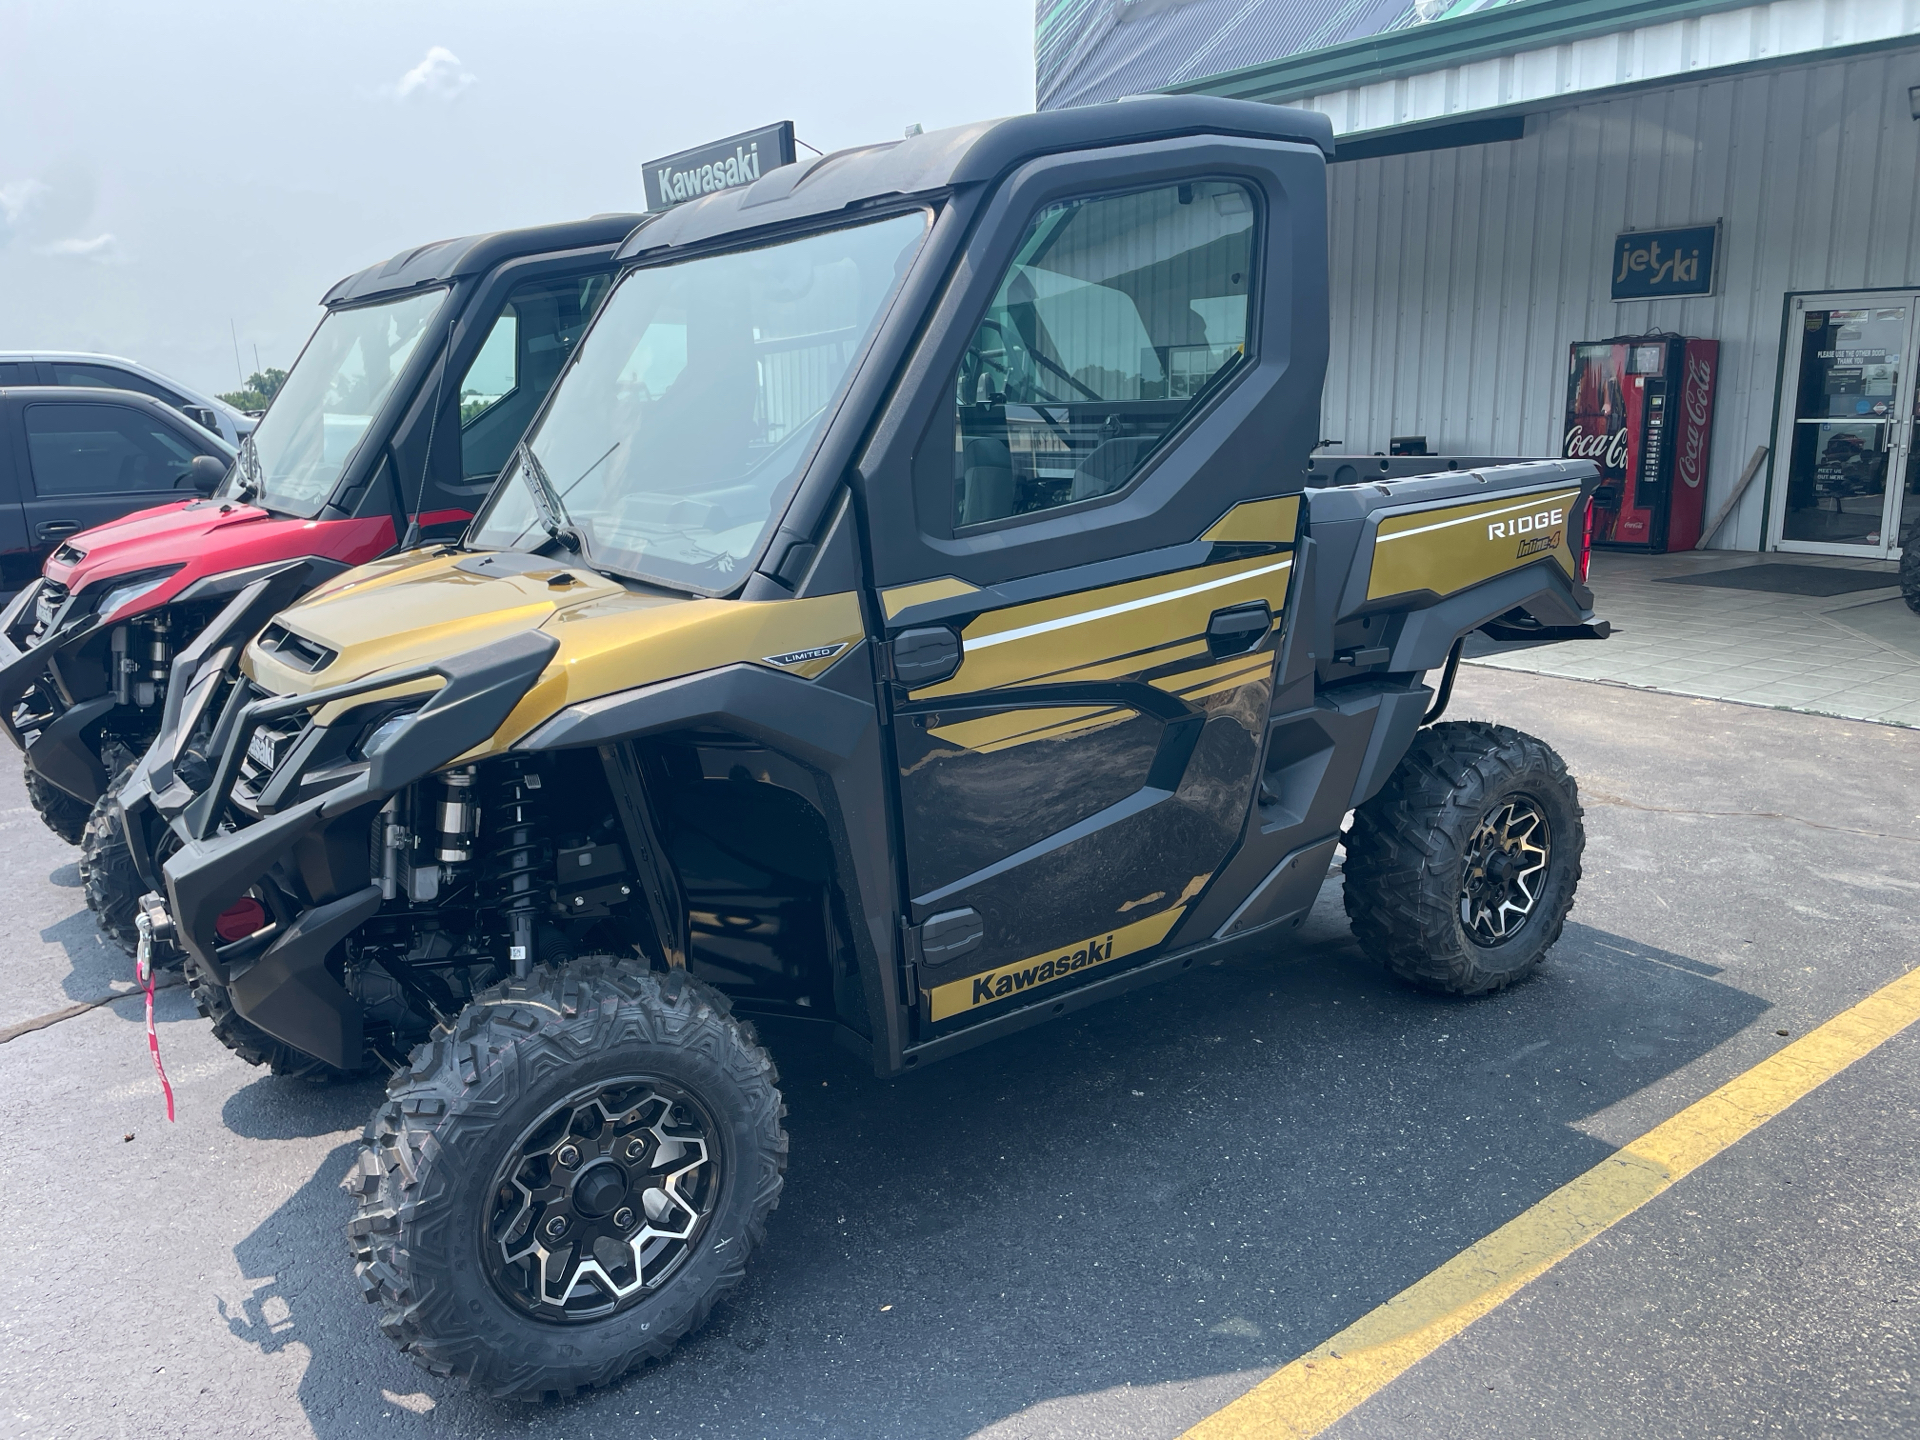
(1182, 964, 1920, 1440)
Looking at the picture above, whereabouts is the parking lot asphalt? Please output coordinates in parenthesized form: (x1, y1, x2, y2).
(1, 666, 1916, 1440)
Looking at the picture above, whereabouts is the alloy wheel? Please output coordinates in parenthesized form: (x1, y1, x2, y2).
(1459, 796, 1552, 945)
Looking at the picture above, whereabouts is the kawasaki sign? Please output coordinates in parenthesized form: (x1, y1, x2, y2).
(643, 121, 797, 212)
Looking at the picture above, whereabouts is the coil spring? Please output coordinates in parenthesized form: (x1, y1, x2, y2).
(482, 758, 548, 975)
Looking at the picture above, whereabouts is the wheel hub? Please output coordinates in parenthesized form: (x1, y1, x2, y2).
(571, 1161, 629, 1218)
(482, 1079, 718, 1323)
(1460, 796, 1551, 946)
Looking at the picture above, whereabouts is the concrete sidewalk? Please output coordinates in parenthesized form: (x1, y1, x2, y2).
(1467, 549, 1920, 728)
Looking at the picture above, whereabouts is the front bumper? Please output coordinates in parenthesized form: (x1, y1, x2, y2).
(0, 580, 119, 801)
(157, 629, 559, 1067)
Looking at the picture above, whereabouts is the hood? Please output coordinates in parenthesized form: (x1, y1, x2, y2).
(246, 550, 866, 754)
(44, 501, 395, 608)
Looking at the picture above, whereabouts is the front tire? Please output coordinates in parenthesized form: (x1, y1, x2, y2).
(344, 959, 786, 1399)
(1901, 540, 1919, 615)
(186, 954, 354, 1084)
(78, 766, 139, 955)
(24, 765, 91, 845)
(1343, 720, 1584, 996)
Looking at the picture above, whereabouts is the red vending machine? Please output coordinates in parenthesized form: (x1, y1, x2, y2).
(1562, 334, 1719, 551)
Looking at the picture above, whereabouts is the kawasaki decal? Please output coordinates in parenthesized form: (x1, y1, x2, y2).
(925, 906, 1185, 1022)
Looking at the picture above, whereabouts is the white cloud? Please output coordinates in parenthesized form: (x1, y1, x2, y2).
(388, 46, 477, 102)
(0, 179, 50, 245)
(39, 233, 120, 262)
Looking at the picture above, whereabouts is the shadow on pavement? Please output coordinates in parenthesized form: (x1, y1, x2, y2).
(43, 907, 141, 1013)
(217, 890, 1770, 1439)
(222, 1071, 388, 1141)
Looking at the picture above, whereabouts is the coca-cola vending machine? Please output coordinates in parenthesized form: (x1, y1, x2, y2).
(1562, 334, 1719, 551)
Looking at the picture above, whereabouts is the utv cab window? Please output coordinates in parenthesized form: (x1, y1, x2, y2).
(457, 270, 613, 485)
(472, 210, 927, 592)
(236, 287, 445, 516)
(23, 402, 216, 495)
(950, 180, 1254, 527)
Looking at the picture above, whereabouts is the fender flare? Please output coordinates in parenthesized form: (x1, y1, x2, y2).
(519, 659, 906, 1073)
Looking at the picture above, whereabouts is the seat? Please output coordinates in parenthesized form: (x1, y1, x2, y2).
(957, 436, 1014, 526)
(1070, 435, 1156, 502)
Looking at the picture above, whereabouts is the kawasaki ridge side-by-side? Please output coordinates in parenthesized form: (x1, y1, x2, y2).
(0, 214, 637, 943)
(126, 98, 1606, 1398)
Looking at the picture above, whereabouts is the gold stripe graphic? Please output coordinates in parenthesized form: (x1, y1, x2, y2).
(1180, 963, 1920, 1440)
(967, 558, 1291, 652)
(1367, 488, 1582, 602)
(914, 555, 1292, 699)
(927, 704, 1133, 754)
(925, 906, 1186, 1022)
(881, 575, 979, 620)
(1202, 495, 1300, 543)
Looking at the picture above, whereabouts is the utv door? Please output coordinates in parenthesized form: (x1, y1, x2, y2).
(855, 137, 1330, 1035)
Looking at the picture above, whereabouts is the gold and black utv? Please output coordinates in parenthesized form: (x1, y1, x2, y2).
(121, 96, 1606, 1398)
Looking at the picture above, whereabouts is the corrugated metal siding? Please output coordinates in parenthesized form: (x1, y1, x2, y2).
(1321, 48, 1920, 549)
(1304, 0, 1920, 136)
(1039, 0, 1419, 111)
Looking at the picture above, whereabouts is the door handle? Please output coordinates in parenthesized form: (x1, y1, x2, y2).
(1206, 601, 1272, 658)
(36, 520, 81, 541)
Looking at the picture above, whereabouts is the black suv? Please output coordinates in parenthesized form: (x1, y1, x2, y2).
(0, 386, 233, 595)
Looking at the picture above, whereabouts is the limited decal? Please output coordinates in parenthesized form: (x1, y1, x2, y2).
(763, 642, 849, 668)
(1486, 506, 1565, 541)
(925, 906, 1185, 1022)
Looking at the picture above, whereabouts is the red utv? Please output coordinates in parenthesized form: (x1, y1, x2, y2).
(0, 213, 639, 947)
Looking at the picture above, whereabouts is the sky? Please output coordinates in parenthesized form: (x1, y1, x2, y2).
(0, 0, 1037, 398)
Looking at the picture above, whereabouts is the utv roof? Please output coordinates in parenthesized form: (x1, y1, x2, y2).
(323, 213, 648, 307)
(618, 95, 1334, 259)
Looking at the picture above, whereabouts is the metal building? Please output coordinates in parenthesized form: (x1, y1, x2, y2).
(1040, 0, 1920, 559)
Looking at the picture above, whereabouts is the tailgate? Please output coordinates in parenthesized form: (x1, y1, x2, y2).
(1296, 460, 1605, 676)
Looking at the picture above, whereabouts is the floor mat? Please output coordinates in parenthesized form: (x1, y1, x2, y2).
(1652, 563, 1900, 597)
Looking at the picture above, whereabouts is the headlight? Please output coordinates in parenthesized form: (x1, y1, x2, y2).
(95, 566, 184, 624)
(357, 707, 423, 759)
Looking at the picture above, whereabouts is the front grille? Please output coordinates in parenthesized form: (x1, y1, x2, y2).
(29, 581, 70, 642)
(258, 623, 337, 673)
(228, 679, 309, 811)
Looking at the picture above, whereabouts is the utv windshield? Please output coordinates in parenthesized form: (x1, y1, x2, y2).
(228, 287, 445, 517)
(470, 211, 927, 591)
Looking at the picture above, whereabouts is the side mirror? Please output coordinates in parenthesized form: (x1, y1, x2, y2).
(184, 454, 229, 495)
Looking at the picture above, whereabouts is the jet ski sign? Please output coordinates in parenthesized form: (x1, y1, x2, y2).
(643, 121, 797, 211)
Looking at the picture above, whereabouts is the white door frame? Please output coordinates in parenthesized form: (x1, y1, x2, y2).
(1768, 291, 1917, 559)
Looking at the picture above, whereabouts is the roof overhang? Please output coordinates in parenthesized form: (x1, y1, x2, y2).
(1170, 0, 1920, 141)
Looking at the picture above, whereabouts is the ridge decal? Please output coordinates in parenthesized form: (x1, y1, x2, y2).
(925, 906, 1186, 1022)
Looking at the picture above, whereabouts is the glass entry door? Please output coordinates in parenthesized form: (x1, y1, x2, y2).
(1771, 293, 1919, 557)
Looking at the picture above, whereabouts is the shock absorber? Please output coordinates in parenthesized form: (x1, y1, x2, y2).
(483, 759, 547, 978)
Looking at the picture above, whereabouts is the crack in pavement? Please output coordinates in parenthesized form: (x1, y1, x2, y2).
(1582, 790, 1920, 845)
(0, 978, 186, 1046)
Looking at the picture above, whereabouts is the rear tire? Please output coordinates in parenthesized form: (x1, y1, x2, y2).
(1342, 720, 1583, 996)
(186, 953, 353, 1084)
(1901, 540, 1919, 615)
(24, 765, 91, 845)
(345, 959, 786, 1399)
(78, 766, 139, 956)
